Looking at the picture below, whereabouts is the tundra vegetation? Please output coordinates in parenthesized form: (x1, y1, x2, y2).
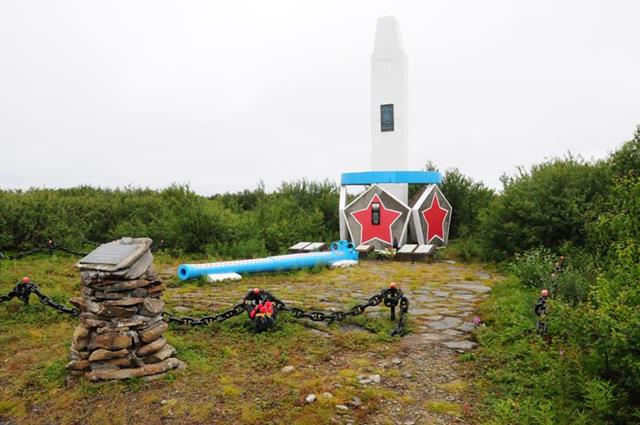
(0, 127, 638, 424)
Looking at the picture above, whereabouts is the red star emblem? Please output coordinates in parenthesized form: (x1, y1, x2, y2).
(351, 194, 402, 245)
(422, 195, 449, 242)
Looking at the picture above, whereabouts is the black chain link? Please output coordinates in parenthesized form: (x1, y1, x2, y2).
(0, 280, 79, 316)
(164, 287, 409, 336)
(163, 302, 247, 326)
(0, 240, 89, 261)
(392, 296, 410, 336)
(0, 292, 16, 303)
(1, 278, 410, 336)
(1, 238, 170, 262)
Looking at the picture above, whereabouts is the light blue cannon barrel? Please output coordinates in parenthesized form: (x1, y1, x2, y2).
(177, 240, 358, 281)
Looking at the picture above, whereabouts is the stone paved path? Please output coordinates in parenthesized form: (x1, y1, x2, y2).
(160, 259, 499, 424)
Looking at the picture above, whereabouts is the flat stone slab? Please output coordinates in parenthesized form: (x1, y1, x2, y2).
(401, 333, 446, 348)
(453, 292, 474, 300)
(441, 340, 477, 350)
(443, 329, 463, 337)
(78, 237, 152, 272)
(433, 291, 450, 298)
(427, 317, 461, 330)
(447, 282, 492, 293)
(457, 322, 475, 332)
(476, 271, 492, 280)
(340, 323, 370, 333)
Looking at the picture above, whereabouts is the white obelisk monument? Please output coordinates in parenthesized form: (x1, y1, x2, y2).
(371, 16, 409, 205)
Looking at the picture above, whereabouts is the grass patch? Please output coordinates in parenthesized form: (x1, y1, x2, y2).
(424, 399, 462, 416)
(0, 254, 488, 424)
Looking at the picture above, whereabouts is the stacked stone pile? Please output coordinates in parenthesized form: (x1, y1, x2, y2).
(66, 237, 184, 381)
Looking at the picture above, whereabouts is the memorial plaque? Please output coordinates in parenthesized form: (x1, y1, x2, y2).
(80, 244, 139, 265)
(380, 104, 394, 132)
(414, 244, 436, 255)
(397, 244, 417, 254)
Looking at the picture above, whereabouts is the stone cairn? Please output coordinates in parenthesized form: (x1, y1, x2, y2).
(66, 237, 185, 381)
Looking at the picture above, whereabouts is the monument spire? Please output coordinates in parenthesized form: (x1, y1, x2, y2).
(371, 16, 409, 204)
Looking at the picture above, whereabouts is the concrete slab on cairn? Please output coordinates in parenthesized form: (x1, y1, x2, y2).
(67, 237, 185, 381)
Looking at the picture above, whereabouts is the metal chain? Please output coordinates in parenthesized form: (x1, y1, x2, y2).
(392, 296, 409, 336)
(267, 287, 409, 336)
(0, 280, 79, 316)
(0, 243, 88, 261)
(163, 302, 247, 326)
(1, 238, 170, 261)
(30, 286, 80, 316)
(278, 293, 384, 323)
(1, 279, 410, 336)
(0, 292, 16, 303)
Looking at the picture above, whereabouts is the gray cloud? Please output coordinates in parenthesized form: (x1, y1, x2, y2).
(1, 0, 638, 194)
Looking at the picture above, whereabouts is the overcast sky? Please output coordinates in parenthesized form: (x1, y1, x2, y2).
(1, 0, 638, 195)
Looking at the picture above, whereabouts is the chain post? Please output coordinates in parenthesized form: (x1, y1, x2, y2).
(15, 277, 34, 305)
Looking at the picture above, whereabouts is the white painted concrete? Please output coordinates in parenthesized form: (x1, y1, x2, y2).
(371, 16, 409, 204)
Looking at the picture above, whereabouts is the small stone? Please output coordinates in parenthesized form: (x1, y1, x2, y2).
(369, 374, 381, 384)
(88, 348, 129, 362)
(131, 288, 148, 298)
(322, 392, 333, 399)
(146, 283, 166, 294)
(103, 298, 145, 307)
(70, 348, 90, 360)
(72, 325, 90, 350)
(93, 291, 127, 300)
(442, 340, 477, 350)
(91, 278, 151, 292)
(138, 298, 165, 316)
(305, 394, 316, 403)
(96, 305, 138, 319)
(85, 357, 184, 381)
(402, 371, 413, 379)
(143, 344, 176, 364)
(391, 357, 402, 365)
(78, 313, 109, 328)
(88, 332, 132, 351)
(66, 359, 90, 371)
(90, 356, 133, 369)
(281, 365, 295, 374)
(136, 337, 167, 357)
(336, 405, 349, 413)
(350, 397, 362, 407)
(138, 320, 168, 343)
(358, 378, 372, 385)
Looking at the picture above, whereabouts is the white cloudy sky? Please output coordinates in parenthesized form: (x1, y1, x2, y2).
(1, 0, 638, 195)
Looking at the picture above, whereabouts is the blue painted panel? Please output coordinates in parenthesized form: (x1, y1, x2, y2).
(341, 171, 442, 185)
(177, 240, 358, 281)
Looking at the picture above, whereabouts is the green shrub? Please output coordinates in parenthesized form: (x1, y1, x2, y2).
(476, 156, 611, 260)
